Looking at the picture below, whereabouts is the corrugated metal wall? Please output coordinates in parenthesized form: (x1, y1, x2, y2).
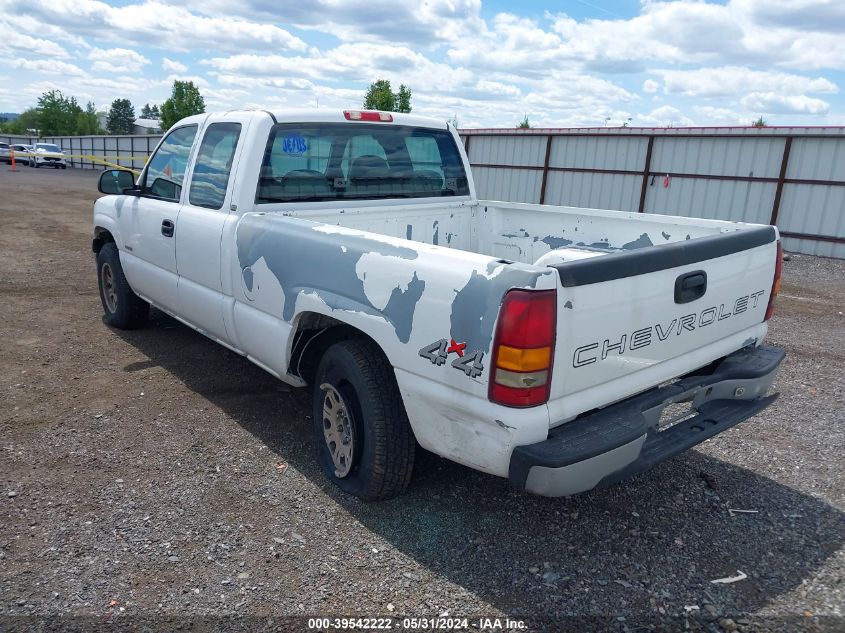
(462, 127, 845, 258)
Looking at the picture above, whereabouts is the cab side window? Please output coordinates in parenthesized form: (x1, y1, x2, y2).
(142, 125, 198, 201)
(189, 122, 242, 210)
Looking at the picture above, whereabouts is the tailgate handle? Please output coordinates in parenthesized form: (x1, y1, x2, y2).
(675, 270, 707, 304)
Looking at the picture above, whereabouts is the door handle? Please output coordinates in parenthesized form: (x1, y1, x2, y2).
(674, 270, 707, 304)
(161, 219, 175, 238)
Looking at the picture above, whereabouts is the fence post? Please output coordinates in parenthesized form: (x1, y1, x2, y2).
(539, 134, 552, 205)
(770, 136, 793, 226)
(638, 135, 655, 213)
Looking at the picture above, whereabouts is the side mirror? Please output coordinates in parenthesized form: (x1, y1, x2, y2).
(98, 169, 138, 195)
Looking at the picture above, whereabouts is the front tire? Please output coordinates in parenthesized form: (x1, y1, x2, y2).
(313, 340, 415, 501)
(96, 242, 149, 329)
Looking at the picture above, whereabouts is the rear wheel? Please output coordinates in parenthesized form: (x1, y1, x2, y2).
(312, 339, 415, 501)
(96, 242, 149, 329)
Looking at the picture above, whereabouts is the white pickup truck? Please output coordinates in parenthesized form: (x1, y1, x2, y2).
(92, 109, 785, 500)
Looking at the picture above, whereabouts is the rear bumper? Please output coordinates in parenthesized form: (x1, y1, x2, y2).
(509, 345, 785, 497)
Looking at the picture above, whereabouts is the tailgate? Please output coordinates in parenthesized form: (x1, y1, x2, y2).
(546, 226, 778, 424)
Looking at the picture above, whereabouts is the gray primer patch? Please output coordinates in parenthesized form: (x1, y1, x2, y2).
(433, 220, 439, 246)
(237, 215, 424, 343)
(622, 233, 654, 250)
(406, 224, 413, 240)
(661, 231, 671, 240)
(446, 232, 455, 245)
(564, 300, 573, 309)
(449, 261, 545, 352)
(541, 235, 574, 249)
(588, 241, 613, 250)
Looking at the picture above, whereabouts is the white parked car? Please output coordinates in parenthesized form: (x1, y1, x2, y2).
(33, 143, 67, 169)
(0, 141, 10, 163)
(92, 109, 785, 500)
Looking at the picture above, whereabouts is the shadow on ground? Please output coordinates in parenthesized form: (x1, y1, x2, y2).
(115, 310, 844, 625)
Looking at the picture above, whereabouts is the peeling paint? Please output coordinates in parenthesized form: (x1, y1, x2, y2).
(433, 220, 439, 245)
(622, 233, 654, 250)
(406, 224, 413, 240)
(564, 300, 573, 309)
(541, 235, 573, 249)
(662, 231, 671, 240)
(450, 261, 547, 352)
(237, 215, 424, 342)
(494, 419, 516, 430)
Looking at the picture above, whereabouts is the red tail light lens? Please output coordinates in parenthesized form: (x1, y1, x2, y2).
(765, 240, 783, 321)
(489, 289, 556, 408)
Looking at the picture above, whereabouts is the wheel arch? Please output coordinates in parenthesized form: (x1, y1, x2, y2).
(288, 311, 388, 386)
(92, 226, 115, 254)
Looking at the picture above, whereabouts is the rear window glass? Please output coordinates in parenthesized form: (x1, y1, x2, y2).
(256, 123, 469, 203)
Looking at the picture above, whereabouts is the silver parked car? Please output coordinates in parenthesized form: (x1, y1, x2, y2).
(0, 142, 10, 164)
(11, 144, 36, 166)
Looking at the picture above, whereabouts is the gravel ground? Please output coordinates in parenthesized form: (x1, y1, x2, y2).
(0, 167, 843, 632)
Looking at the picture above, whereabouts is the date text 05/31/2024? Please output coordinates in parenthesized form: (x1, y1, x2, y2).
(307, 617, 527, 630)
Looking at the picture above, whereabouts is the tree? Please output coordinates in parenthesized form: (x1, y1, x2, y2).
(362, 79, 412, 113)
(0, 108, 39, 134)
(76, 102, 103, 135)
(38, 90, 82, 135)
(517, 114, 532, 129)
(395, 84, 412, 113)
(160, 80, 205, 130)
(140, 103, 161, 119)
(752, 116, 767, 128)
(106, 98, 136, 134)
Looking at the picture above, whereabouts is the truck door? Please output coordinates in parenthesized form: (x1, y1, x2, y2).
(175, 116, 250, 343)
(117, 124, 198, 313)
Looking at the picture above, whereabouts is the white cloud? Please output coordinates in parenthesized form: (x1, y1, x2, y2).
(740, 92, 829, 115)
(638, 106, 695, 127)
(9, 59, 87, 76)
(8, 0, 308, 54)
(162, 58, 187, 73)
(657, 66, 838, 98)
(88, 47, 149, 73)
(642, 79, 660, 93)
(0, 31, 69, 58)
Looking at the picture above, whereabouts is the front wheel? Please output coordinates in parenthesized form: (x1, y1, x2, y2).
(96, 242, 149, 329)
(312, 339, 415, 501)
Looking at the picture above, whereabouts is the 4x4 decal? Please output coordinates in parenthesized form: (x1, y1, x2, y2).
(419, 338, 484, 378)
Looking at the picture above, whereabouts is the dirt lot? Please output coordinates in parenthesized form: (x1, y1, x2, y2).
(1, 166, 843, 631)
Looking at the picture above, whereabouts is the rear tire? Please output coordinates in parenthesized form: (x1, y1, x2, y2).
(96, 242, 149, 329)
(312, 339, 415, 501)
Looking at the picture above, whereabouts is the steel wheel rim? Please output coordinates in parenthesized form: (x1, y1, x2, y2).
(101, 262, 118, 313)
(319, 383, 356, 478)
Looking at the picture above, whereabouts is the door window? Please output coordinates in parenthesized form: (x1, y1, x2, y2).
(142, 125, 197, 201)
(189, 122, 242, 210)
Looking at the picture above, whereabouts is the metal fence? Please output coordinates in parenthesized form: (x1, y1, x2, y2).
(459, 126, 845, 258)
(4, 127, 844, 257)
(1, 133, 161, 172)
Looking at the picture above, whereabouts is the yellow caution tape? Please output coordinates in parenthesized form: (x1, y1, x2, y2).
(8, 151, 147, 175)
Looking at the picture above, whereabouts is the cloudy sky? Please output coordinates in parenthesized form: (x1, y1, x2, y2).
(1, 0, 844, 128)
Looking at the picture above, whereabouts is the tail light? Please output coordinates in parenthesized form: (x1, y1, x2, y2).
(344, 110, 393, 122)
(764, 240, 783, 320)
(489, 289, 556, 408)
